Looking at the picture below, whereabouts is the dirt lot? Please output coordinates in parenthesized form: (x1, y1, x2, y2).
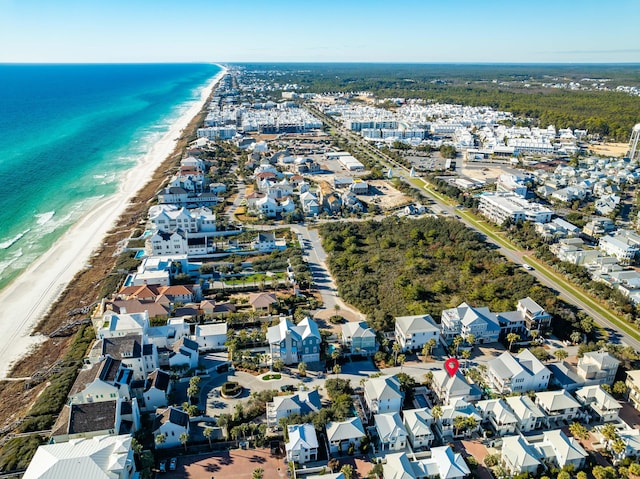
(366, 180, 411, 210)
(588, 142, 628, 157)
(168, 449, 288, 479)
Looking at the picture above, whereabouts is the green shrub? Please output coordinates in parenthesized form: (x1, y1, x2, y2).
(0, 435, 44, 471)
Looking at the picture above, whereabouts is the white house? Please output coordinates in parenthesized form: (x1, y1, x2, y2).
(487, 349, 550, 394)
(394, 314, 440, 352)
(96, 335, 159, 381)
(194, 323, 228, 351)
(431, 370, 482, 405)
(143, 369, 171, 412)
(23, 435, 137, 479)
(374, 412, 408, 451)
(383, 448, 470, 479)
(266, 390, 321, 427)
(286, 424, 318, 464)
(168, 337, 199, 370)
(535, 390, 582, 426)
(148, 229, 189, 256)
(540, 429, 588, 470)
(500, 435, 543, 476)
(577, 351, 620, 386)
(326, 417, 366, 455)
(475, 399, 519, 436)
(363, 375, 404, 415)
(153, 407, 190, 449)
(97, 311, 149, 339)
(440, 303, 501, 344)
(435, 399, 482, 440)
(504, 395, 546, 433)
(575, 385, 622, 422)
(403, 408, 435, 449)
(68, 356, 132, 405)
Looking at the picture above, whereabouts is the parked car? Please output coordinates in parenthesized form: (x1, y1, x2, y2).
(159, 460, 167, 473)
(169, 458, 177, 471)
(280, 384, 295, 392)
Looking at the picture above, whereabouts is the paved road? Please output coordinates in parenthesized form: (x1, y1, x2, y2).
(290, 224, 366, 321)
(225, 177, 246, 222)
(309, 104, 640, 351)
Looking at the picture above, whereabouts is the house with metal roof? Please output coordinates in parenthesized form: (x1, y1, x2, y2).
(535, 390, 582, 427)
(363, 375, 404, 415)
(487, 349, 550, 394)
(285, 424, 318, 464)
(325, 417, 366, 455)
(403, 408, 435, 449)
(374, 412, 408, 451)
(22, 434, 136, 479)
(394, 314, 440, 352)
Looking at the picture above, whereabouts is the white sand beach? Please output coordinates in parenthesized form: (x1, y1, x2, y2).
(0, 67, 227, 379)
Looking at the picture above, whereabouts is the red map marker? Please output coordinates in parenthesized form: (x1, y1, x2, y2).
(444, 358, 459, 377)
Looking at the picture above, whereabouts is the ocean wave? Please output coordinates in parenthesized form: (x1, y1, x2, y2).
(35, 211, 55, 226)
(0, 230, 30, 250)
(0, 249, 23, 276)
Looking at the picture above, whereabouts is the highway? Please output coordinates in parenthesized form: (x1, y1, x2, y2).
(307, 103, 640, 351)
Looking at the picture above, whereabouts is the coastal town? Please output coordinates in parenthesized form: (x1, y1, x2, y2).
(10, 64, 640, 479)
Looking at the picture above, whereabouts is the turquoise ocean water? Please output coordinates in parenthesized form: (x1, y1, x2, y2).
(0, 63, 221, 290)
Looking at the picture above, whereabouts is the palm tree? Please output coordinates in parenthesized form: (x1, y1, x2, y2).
(570, 331, 582, 345)
(204, 426, 214, 449)
(179, 432, 189, 452)
(465, 334, 476, 348)
(431, 405, 443, 422)
(392, 342, 401, 365)
(569, 422, 590, 441)
(611, 437, 626, 456)
(453, 416, 467, 436)
(252, 468, 265, 479)
(298, 361, 307, 377)
(465, 416, 478, 433)
(397, 354, 406, 371)
(452, 335, 463, 356)
(601, 423, 619, 442)
(341, 464, 354, 479)
(555, 349, 569, 361)
(333, 364, 341, 377)
(461, 349, 471, 368)
(424, 371, 433, 387)
(421, 343, 430, 361)
(331, 349, 341, 368)
(155, 433, 166, 448)
(507, 333, 520, 351)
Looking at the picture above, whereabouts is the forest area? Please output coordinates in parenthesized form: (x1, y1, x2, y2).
(319, 217, 594, 340)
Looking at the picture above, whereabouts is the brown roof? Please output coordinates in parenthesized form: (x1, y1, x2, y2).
(117, 284, 195, 302)
(248, 292, 277, 309)
(67, 356, 122, 397)
(110, 299, 170, 318)
(68, 401, 117, 434)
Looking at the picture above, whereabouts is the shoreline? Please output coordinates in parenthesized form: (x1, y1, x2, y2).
(0, 66, 226, 379)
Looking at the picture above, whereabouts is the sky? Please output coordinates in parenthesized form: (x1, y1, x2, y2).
(0, 0, 639, 64)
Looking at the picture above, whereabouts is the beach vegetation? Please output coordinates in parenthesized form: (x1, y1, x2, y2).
(0, 435, 44, 471)
(21, 324, 95, 429)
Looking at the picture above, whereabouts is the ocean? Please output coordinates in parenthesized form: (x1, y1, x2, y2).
(0, 63, 221, 290)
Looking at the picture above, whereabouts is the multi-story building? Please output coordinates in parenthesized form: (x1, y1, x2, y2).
(478, 192, 552, 225)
